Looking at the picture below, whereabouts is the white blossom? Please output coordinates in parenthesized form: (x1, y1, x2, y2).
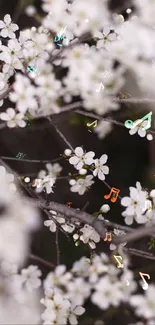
(121, 181, 148, 225)
(79, 224, 100, 249)
(93, 154, 109, 180)
(92, 275, 124, 310)
(0, 108, 26, 128)
(68, 304, 85, 325)
(20, 265, 42, 292)
(69, 147, 95, 170)
(130, 285, 155, 319)
(0, 14, 18, 38)
(70, 175, 94, 195)
(129, 119, 153, 141)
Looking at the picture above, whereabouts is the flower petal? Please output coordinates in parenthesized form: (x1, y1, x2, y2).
(98, 170, 105, 180)
(7, 108, 15, 118)
(75, 147, 83, 157)
(0, 112, 10, 121)
(0, 21, 5, 28)
(121, 197, 132, 207)
(76, 161, 83, 170)
(74, 306, 85, 316)
(100, 154, 108, 164)
(1, 29, 8, 38)
(101, 166, 109, 174)
(129, 127, 138, 135)
(125, 215, 133, 225)
(138, 127, 146, 137)
(4, 14, 11, 24)
(69, 156, 79, 165)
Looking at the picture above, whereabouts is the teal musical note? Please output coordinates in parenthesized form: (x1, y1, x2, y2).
(125, 112, 152, 130)
(141, 111, 152, 130)
(27, 66, 39, 75)
(54, 34, 64, 46)
(124, 120, 135, 129)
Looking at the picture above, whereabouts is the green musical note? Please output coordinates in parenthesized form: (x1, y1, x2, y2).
(125, 112, 152, 130)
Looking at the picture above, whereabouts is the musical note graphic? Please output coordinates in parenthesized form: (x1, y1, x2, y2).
(54, 26, 67, 46)
(66, 202, 72, 207)
(96, 83, 104, 92)
(16, 152, 25, 159)
(27, 66, 39, 75)
(104, 187, 120, 203)
(87, 120, 97, 128)
(113, 255, 124, 268)
(54, 35, 64, 46)
(143, 200, 152, 212)
(59, 25, 67, 37)
(139, 272, 150, 290)
(104, 232, 112, 241)
(125, 112, 152, 130)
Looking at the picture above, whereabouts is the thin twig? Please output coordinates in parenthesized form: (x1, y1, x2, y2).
(35, 101, 83, 120)
(48, 117, 74, 151)
(123, 247, 155, 261)
(29, 253, 55, 269)
(0, 156, 62, 163)
(113, 225, 155, 244)
(56, 227, 60, 265)
(76, 109, 124, 127)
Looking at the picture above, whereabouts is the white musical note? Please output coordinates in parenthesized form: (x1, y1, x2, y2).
(96, 83, 104, 92)
(139, 272, 150, 290)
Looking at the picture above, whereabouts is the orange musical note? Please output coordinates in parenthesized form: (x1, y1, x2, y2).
(139, 272, 150, 290)
(66, 202, 72, 207)
(104, 232, 112, 241)
(104, 187, 120, 203)
(113, 255, 124, 268)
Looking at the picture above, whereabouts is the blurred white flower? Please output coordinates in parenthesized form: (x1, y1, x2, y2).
(110, 229, 127, 251)
(130, 285, 155, 319)
(21, 265, 42, 292)
(0, 14, 18, 38)
(79, 224, 100, 249)
(92, 275, 123, 309)
(25, 5, 37, 17)
(94, 25, 117, 49)
(68, 304, 85, 325)
(70, 175, 94, 195)
(0, 108, 26, 128)
(100, 204, 110, 213)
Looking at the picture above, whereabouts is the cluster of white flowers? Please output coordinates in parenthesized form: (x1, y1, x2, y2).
(68, 147, 109, 195)
(1, 0, 155, 323)
(121, 181, 155, 225)
(0, 1, 154, 139)
(44, 209, 79, 233)
(127, 119, 153, 141)
(0, 166, 41, 323)
(33, 163, 62, 194)
(41, 252, 141, 324)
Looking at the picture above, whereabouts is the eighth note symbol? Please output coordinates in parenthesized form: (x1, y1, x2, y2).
(86, 120, 97, 132)
(104, 187, 120, 203)
(113, 255, 124, 268)
(139, 272, 150, 290)
(96, 83, 104, 92)
(125, 111, 152, 130)
(104, 232, 112, 241)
